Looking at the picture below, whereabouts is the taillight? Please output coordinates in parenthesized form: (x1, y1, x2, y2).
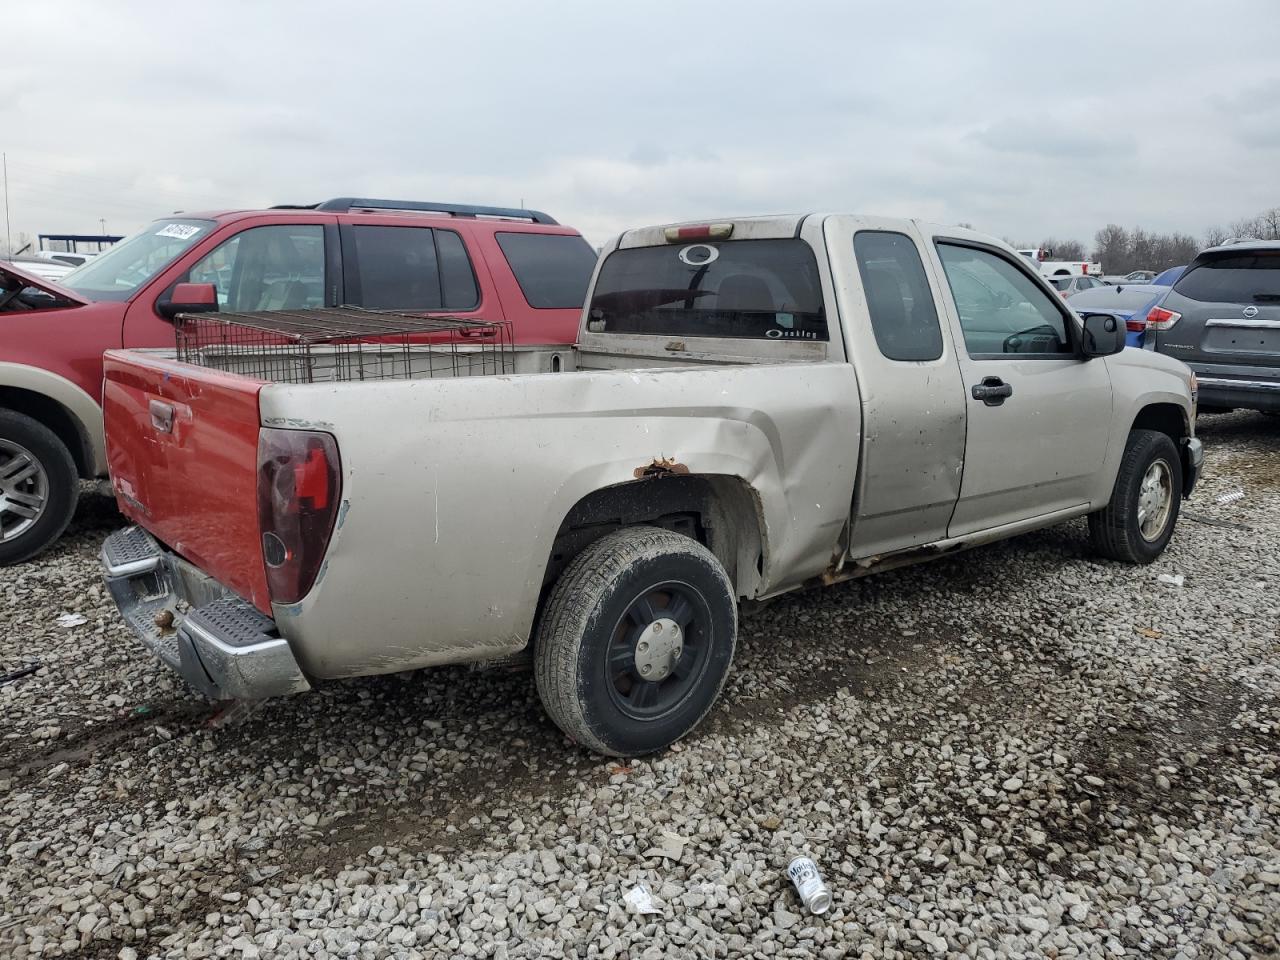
(1146, 306, 1181, 331)
(257, 429, 341, 604)
(1125, 317, 1147, 333)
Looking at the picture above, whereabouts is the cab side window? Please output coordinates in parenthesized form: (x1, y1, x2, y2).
(186, 225, 325, 311)
(936, 243, 1072, 357)
(853, 231, 943, 361)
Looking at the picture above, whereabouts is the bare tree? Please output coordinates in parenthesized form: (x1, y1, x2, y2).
(1261, 207, 1280, 240)
(1093, 224, 1130, 272)
(1044, 238, 1087, 260)
(1204, 225, 1229, 248)
(1229, 214, 1264, 241)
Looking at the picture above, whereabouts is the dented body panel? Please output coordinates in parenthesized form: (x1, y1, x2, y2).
(258, 362, 861, 678)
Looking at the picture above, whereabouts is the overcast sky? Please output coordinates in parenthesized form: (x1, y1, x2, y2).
(4, 1, 1278, 249)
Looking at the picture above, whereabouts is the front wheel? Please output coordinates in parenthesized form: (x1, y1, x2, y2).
(0, 410, 80, 566)
(1088, 428, 1182, 564)
(534, 527, 737, 757)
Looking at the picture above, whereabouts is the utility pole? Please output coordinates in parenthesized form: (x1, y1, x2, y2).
(3, 153, 10, 258)
(99, 217, 107, 237)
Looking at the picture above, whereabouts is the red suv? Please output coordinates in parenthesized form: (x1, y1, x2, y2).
(0, 197, 597, 564)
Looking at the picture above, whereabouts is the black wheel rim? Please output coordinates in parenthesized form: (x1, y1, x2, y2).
(605, 580, 711, 720)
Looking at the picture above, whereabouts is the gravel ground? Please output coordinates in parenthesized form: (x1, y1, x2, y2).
(1, 412, 1277, 960)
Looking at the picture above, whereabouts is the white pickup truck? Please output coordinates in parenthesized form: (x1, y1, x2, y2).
(1017, 248, 1104, 278)
(100, 214, 1202, 756)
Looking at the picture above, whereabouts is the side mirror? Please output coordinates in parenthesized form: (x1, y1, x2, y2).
(159, 282, 218, 319)
(1080, 312, 1125, 357)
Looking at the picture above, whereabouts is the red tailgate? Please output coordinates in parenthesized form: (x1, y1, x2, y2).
(103, 350, 271, 612)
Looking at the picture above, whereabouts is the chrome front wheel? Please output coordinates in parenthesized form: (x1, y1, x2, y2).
(1137, 458, 1174, 542)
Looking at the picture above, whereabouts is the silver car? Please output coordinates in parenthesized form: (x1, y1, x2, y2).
(1046, 274, 1107, 298)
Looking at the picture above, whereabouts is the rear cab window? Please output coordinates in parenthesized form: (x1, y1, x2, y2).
(587, 238, 827, 340)
(1172, 250, 1280, 303)
(496, 232, 597, 309)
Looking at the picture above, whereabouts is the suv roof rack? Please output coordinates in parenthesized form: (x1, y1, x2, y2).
(309, 198, 558, 225)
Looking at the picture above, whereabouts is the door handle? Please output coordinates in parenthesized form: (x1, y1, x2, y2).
(149, 399, 175, 433)
(971, 377, 1013, 406)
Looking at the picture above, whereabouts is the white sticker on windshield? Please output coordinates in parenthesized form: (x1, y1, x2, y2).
(155, 224, 202, 241)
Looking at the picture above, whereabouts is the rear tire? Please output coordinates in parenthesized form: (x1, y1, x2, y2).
(0, 410, 79, 566)
(1088, 429, 1181, 564)
(534, 527, 737, 757)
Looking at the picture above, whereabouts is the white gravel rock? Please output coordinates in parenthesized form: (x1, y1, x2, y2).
(0, 416, 1277, 958)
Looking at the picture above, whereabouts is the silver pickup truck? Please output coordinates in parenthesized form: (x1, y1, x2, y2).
(100, 214, 1202, 756)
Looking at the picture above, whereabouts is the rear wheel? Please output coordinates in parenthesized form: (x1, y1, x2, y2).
(534, 527, 737, 756)
(1088, 429, 1181, 564)
(0, 410, 79, 566)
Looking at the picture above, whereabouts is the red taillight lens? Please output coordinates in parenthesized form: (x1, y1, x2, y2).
(1125, 317, 1147, 332)
(257, 429, 341, 604)
(1146, 306, 1181, 331)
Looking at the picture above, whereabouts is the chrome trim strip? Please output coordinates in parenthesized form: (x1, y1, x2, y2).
(1205, 318, 1280, 330)
(1197, 376, 1280, 391)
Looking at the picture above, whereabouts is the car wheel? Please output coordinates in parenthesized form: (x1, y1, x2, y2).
(0, 410, 79, 566)
(1088, 429, 1182, 564)
(534, 526, 737, 757)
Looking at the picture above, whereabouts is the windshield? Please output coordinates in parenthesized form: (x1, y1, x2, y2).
(60, 219, 214, 301)
(1047, 277, 1071, 290)
(587, 238, 827, 340)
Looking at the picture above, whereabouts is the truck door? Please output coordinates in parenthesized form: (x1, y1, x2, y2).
(927, 237, 1112, 537)
(824, 217, 967, 558)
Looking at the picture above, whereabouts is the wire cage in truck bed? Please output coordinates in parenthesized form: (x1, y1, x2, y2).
(173, 307, 515, 384)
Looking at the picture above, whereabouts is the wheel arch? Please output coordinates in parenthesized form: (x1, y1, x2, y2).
(1130, 401, 1189, 442)
(543, 474, 768, 602)
(1129, 401, 1195, 494)
(0, 385, 97, 479)
(0, 362, 106, 478)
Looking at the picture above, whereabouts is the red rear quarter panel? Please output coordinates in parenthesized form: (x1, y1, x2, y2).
(103, 350, 271, 612)
(468, 224, 589, 344)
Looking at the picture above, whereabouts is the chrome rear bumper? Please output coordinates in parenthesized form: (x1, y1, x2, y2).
(101, 526, 310, 700)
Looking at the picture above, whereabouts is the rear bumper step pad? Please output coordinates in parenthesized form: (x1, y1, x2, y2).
(102, 527, 310, 700)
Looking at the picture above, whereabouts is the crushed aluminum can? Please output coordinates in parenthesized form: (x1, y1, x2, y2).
(787, 856, 832, 915)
